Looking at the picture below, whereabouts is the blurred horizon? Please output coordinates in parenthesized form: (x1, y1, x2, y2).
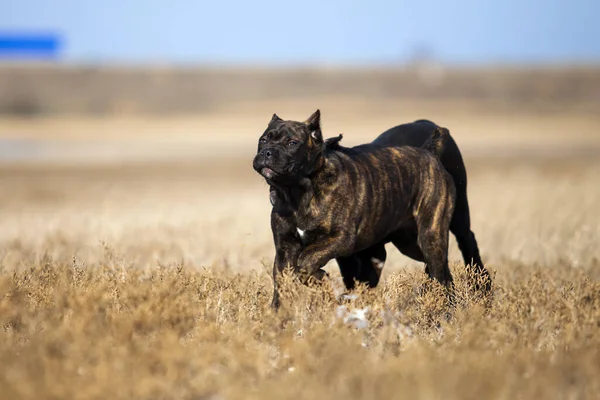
(2, 0, 600, 66)
(1, 0, 599, 167)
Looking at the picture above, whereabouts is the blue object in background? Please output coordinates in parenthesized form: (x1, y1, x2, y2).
(0, 32, 61, 59)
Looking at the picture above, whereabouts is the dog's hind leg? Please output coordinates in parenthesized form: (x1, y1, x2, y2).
(417, 224, 453, 293)
(414, 177, 455, 293)
(450, 190, 492, 293)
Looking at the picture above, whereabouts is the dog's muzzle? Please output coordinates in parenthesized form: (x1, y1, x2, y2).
(254, 147, 280, 179)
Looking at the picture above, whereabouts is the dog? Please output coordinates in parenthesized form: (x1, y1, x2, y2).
(315, 120, 492, 293)
(253, 110, 473, 309)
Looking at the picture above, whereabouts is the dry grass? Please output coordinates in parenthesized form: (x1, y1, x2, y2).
(1, 112, 600, 399)
(1, 256, 599, 400)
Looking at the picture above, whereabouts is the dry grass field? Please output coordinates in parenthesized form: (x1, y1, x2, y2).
(1, 105, 599, 399)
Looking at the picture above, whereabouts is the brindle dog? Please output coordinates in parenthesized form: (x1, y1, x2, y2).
(253, 110, 465, 309)
(318, 121, 492, 293)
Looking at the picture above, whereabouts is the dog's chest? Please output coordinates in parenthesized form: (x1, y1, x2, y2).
(292, 198, 329, 243)
(296, 227, 307, 241)
(293, 216, 318, 244)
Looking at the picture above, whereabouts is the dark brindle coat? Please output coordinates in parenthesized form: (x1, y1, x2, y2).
(322, 120, 491, 293)
(253, 110, 475, 309)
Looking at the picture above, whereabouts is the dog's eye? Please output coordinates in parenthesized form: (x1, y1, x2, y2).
(288, 140, 298, 146)
(259, 138, 267, 145)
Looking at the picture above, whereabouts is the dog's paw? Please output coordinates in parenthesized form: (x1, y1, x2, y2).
(301, 268, 329, 286)
(312, 268, 329, 281)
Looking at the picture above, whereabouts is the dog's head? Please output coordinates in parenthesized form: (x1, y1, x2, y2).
(253, 109, 324, 185)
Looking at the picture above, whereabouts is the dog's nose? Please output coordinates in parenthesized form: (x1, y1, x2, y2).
(261, 149, 273, 159)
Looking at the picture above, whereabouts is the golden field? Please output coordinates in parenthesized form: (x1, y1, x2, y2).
(0, 103, 599, 399)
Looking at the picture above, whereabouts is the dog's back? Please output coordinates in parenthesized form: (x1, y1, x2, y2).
(372, 119, 439, 149)
(372, 119, 467, 192)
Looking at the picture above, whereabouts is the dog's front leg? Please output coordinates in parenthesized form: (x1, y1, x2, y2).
(271, 243, 302, 310)
(296, 233, 354, 285)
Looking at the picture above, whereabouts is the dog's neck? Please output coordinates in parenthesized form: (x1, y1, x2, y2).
(270, 176, 315, 214)
(269, 154, 332, 215)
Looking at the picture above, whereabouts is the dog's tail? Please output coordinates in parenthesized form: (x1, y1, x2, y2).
(421, 127, 449, 159)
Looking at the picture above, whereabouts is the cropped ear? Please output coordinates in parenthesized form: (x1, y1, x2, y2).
(305, 109, 320, 130)
(305, 109, 322, 142)
(270, 113, 282, 124)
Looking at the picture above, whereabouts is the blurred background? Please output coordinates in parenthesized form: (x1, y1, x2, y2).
(1, 0, 599, 163)
(0, 0, 599, 271)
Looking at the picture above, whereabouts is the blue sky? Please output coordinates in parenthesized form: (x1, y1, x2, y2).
(1, 0, 599, 65)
